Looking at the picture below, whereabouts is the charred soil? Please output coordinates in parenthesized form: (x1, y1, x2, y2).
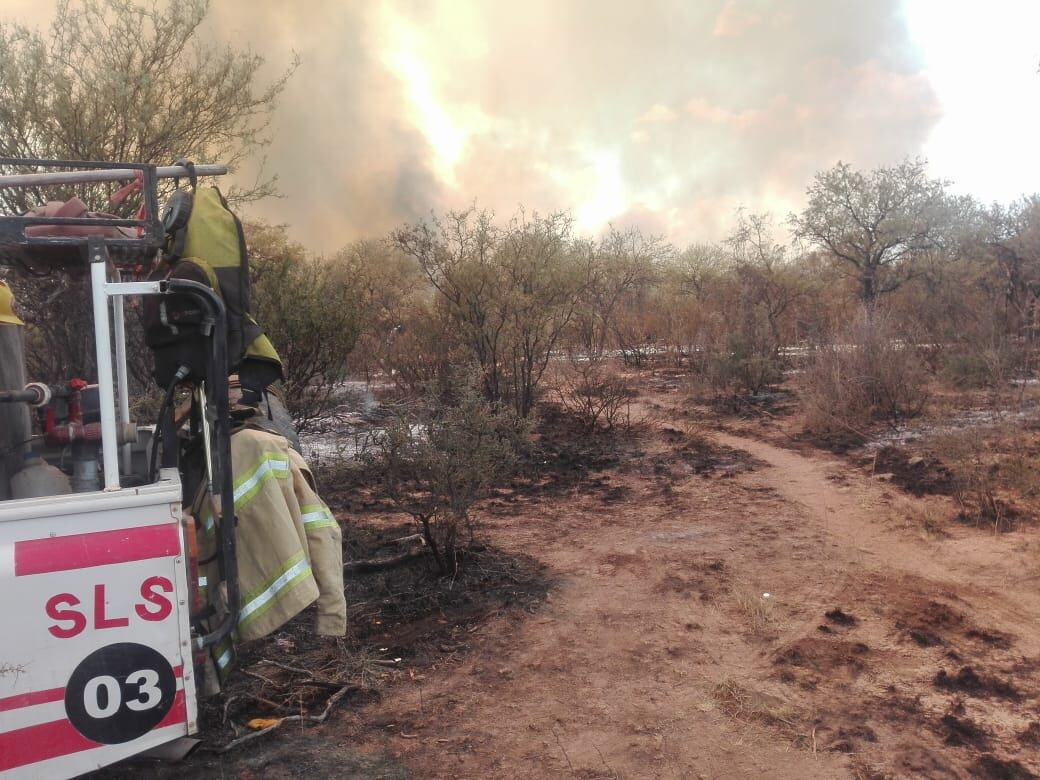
(97, 372, 1040, 778)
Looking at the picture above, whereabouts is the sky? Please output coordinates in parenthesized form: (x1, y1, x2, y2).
(4, 0, 1040, 252)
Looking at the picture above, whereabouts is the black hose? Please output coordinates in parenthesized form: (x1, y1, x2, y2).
(0, 390, 38, 404)
(0, 434, 42, 458)
(164, 279, 237, 651)
(148, 364, 190, 484)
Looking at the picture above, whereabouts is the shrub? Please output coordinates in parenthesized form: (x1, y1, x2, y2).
(707, 326, 784, 398)
(364, 378, 529, 575)
(552, 358, 634, 433)
(941, 339, 1022, 392)
(378, 300, 462, 400)
(942, 349, 998, 390)
(686, 301, 784, 400)
(249, 223, 364, 432)
(936, 426, 1039, 531)
(801, 309, 929, 434)
(392, 209, 590, 418)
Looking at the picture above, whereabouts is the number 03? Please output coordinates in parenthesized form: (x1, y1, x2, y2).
(83, 669, 163, 718)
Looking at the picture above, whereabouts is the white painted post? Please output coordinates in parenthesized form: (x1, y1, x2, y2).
(112, 270, 132, 476)
(90, 255, 120, 491)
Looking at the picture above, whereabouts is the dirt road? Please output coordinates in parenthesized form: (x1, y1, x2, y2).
(333, 421, 1040, 778)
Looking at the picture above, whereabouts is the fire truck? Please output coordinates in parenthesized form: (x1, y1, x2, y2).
(0, 159, 237, 777)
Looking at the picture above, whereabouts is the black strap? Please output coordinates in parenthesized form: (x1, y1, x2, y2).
(196, 551, 219, 566)
(172, 157, 198, 192)
(167, 158, 196, 262)
(170, 220, 188, 261)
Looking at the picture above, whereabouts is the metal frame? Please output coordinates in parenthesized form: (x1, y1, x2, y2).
(0, 158, 227, 269)
(86, 238, 238, 649)
(0, 162, 229, 189)
(0, 159, 239, 650)
(88, 257, 170, 492)
(0, 158, 241, 776)
(88, 241, 125, 491)
(0, 158, 163, 268)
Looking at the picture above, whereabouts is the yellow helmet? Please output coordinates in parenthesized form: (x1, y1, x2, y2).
(0, 281, 23, 326)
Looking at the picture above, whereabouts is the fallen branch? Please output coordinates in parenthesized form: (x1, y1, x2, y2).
(258, 658, 311, 676)
(240, 669, 285, 691)
(345, 547, 425, 574)
(552, 726, 575, 774)
(221, 694, 242, 725)
(204, 685, 359, 754)
(295, 678, 344, 689)
(251, 661, 345, 690)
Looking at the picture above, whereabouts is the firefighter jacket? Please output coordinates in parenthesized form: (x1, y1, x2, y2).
(195, 427, 346, 676)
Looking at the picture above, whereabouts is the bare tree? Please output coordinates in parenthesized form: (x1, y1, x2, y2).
(392, 208, 588, 417)
(0, 0, 296, 387)
(790, 159, 949, 304)
(978, 196, 1040, 334)
(726, 211, 804, 349)
(499, 211, 589, 417)
(0, 0, 296, 205)
(392, 209, 508, 404)
(574, 226, 667, 359)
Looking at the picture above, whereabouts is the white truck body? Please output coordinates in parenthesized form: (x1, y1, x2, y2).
(0, 476, 198, 778)
(0, 159, 235, 778)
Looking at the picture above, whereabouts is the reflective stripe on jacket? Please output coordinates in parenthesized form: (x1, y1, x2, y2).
(195, 428, 346, 647)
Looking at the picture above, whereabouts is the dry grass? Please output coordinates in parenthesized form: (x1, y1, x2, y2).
(888, 496, 950, 539)
(712, 678, 802, 738)
(734, 588, 777, 636)
(935, 425, 1040, 532)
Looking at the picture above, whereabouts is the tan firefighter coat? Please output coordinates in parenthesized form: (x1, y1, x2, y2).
(194, 427, 345, 680)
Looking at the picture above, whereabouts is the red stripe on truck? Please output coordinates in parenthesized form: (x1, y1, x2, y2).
(0, 689, 187, 772)
(0, 718, 100, 772)
(156, 688, 188, 729)
(0, 686, 65, 712)
(14, 523, 181, 576)
(0, 667, 182, 714)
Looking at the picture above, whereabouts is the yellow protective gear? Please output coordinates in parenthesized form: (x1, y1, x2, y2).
(0, 282, 23, 326)
(244, 329, 281, 364)
(193, 428, 345, 687)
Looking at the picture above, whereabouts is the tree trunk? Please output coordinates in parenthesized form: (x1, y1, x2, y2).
(861, 271, 879, 305)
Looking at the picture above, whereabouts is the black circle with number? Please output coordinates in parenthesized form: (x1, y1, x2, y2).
(64, 642, 177, 744)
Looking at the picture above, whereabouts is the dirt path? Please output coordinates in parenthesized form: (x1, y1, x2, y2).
(714, 431, 1040, 643)
(328, 425, 1040, 777)
(342, 429, 849, 778)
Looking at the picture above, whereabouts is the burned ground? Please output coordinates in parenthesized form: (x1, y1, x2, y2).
(96, 372, 1040, 778)
(95, 525, 552, 778)
(860, 445, 956, 497)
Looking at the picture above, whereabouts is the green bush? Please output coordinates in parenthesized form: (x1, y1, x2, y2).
(365, 378, 529, 575)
